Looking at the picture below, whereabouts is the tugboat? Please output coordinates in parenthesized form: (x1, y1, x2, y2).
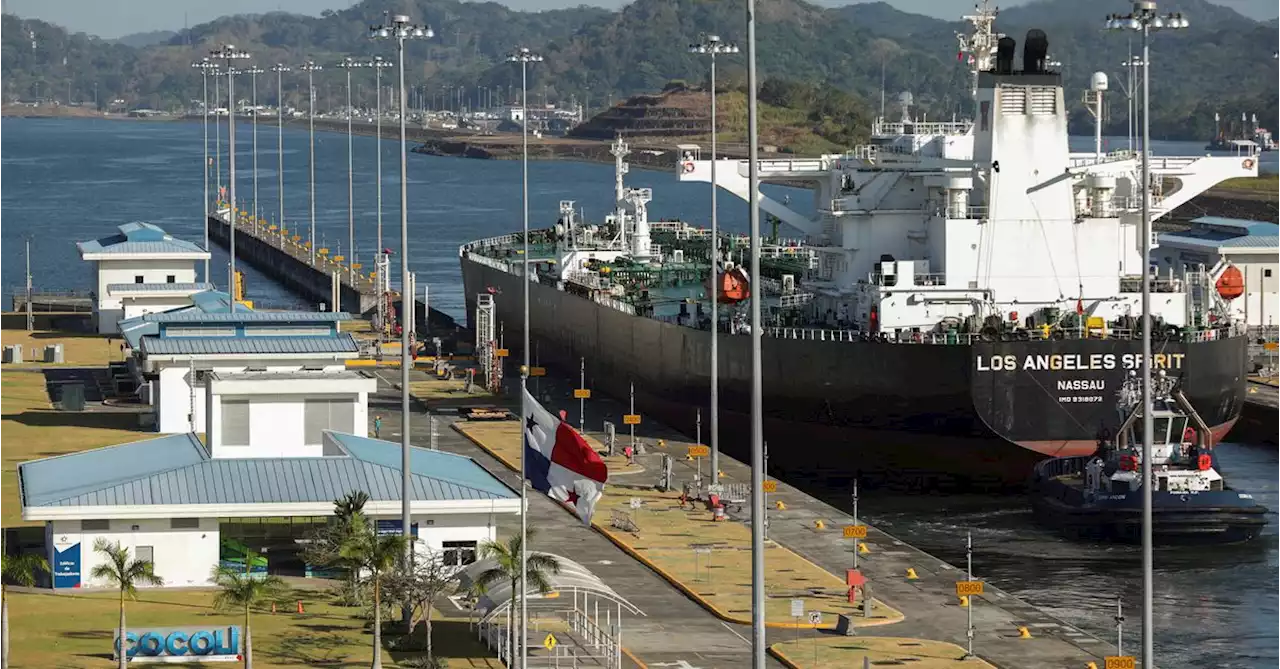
(1029, 371, 1267, 545)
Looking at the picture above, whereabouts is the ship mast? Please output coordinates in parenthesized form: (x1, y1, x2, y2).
(957, 0, 1001, 103)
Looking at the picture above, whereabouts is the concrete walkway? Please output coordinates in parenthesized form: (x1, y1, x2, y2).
(370, 368, 779, 669)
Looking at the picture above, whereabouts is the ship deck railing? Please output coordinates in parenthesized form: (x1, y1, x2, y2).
(866, 272, 949, 287)
(765, 323, 1245, 344)
(870, 119, 973, 138)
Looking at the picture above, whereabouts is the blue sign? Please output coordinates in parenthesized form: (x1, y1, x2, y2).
(114, 626, 241, 662)
(52, 539, 81, 589)
(375, 520, 419, 538)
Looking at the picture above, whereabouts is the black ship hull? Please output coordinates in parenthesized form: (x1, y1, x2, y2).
(461, 254, 1248, 489)
(1029, 456, 1268, 545)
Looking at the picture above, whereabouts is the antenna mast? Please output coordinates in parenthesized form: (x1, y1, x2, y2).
(957, 0, 1001, 101)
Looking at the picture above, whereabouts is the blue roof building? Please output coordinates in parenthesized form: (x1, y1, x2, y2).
(18, 432, 520, 589)
(78, 223, 213, 334)
(1155, 216, 1278, 328)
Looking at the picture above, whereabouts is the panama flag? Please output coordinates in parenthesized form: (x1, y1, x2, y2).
(523, 388, 609, 524)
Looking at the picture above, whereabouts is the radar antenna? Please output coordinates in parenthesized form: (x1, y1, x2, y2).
(956, 0, 1002, 100)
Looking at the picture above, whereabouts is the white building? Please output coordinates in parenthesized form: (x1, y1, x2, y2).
(124, 310, 361, 434)
(1155, 217, 1279, 327)
(19, 431, 521, 589)
(77, 222, 211, 334)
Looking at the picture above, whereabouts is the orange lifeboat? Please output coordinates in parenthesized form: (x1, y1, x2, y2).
(709, 267, 751, 303)
(1216, 265, 1245, 300)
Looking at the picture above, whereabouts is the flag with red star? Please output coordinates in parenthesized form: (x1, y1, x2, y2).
(523, 388, 608, 524)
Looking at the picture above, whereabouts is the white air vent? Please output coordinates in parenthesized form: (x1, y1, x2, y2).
(1001, 87, 1027, 116)
(673, 249, 685, 263)
(1029, 87, 1057, 116)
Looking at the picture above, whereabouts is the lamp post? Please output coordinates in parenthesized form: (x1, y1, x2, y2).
(215, 74, 222, 205)
(1105, 6, 1188, 668)
(508, 45, 542, 669)
(271, 64, 290, 249)
(211, 45, 251, 311)
(299, 61, 323, 264)
(688, 32, 738, 483)
(337, 57, 371, 287)
(742, 1, 766, 666)
(191, 58, 219, 282)
(370, 19, 432, 669)
(372, 56, 393, 341)
(243, 66, 264, 235)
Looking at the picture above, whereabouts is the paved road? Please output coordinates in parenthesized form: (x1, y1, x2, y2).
(371, 369, 777, 669)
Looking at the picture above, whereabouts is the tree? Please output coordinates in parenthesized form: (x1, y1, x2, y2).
(90, 539, 164, 669)
(334, 491, 370, 524)
(336, 512, 407, 669)
(1, 551, 50, 669)
(301, 491, 372, 601)
(470, 531, 561, 665)
(385, 550, 457, 664)
(210, 552, 287, 669)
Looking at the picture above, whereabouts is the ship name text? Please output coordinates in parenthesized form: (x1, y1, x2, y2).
(974, 352, 1186, 372)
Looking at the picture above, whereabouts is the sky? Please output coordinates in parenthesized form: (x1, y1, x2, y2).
(3, 0, 1276, 39)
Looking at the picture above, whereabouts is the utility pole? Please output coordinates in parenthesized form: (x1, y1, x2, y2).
(272, 64, 290, 250)
(25, 237, 34, 332)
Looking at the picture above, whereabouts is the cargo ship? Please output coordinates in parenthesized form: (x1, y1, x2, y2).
(457, 5, 1255, 487)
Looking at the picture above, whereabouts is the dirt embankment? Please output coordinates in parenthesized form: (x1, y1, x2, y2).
(1170, 191, 1278, 223)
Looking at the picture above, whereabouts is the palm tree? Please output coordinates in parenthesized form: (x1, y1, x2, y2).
(471, 531, 561, 666)
(90, 539, 164, 669)
(334, 491, 370, 526)
(2, 551, 50, 669)
(338, 513, 407, 669)
(210, 551, 286, 669)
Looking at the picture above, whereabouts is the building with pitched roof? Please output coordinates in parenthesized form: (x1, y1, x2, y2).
(18, 431, 519, 589)
(1156, 216, 1278, 327)
(127, 309, 363, 434)
(78, 222, 212, 333)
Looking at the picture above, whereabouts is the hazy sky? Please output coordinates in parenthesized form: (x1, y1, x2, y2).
(4, 0, 1276, 39)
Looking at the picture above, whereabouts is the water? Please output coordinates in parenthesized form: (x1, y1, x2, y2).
(2, 117, 1276, 667)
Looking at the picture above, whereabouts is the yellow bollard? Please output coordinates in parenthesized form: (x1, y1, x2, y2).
(1017, 626, 1032, 639)
(775, 501, 786, 510)
(717, 470, 725, 479)
(813, 520, 825, 530)
(958, 595, 969, 607)
(905, 568, 919, 580)
(1086, 663, 1098, 669)
(858, 542, 870, 555)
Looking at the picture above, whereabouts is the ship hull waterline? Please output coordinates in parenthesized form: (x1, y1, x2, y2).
(461, 253, 1248, 490)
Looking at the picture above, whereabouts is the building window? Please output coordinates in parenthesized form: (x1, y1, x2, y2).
(134, 275, 145, 284)
(305, 398, 356, 444)
(166, 275, 176, 283)
(221, 399, 251, 446)
(170, 518, 200, 529)
(442, 540, 478, 567)
(135, 546, 154, 564)
(1266, 269, 1273, 278)
(81, 519, 110, 531)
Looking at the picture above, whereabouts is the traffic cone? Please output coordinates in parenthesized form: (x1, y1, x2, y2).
(814, 520, 825, 530)
(858, 542, 871, 555)
(296, 600, 304, 614)
(1017, 626, 1032, 639)
(905, 568, 919, 580)
(775, 501, 786, 510)
(958, 595, 969, 607)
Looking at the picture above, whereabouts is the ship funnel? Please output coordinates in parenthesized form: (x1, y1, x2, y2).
(995, 36, 1016, 74)
(1023, 29, 1049, 74)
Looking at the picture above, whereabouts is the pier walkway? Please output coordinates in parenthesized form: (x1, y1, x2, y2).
(207, 205, 379, 315)
(373, 364, 1108, 668)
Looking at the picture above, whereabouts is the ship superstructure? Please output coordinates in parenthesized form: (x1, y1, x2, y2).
(459, 6, 1252, 486)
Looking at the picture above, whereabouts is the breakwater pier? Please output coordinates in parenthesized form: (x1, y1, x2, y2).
(206, 207, 459, 337)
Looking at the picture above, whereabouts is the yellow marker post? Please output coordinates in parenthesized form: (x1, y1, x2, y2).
(955, 581, 984, 597)
(495, 348, 509, 358)
(762, 480, 778, 493)
(543, 633, 557, 651)
(1104, 658, 1135, 669)
(688, 444, 709, 480)
(622, 414, 641, 425)
(530, 366, 547, 377)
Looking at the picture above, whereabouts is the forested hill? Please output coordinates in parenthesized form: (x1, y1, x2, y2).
(2, 0, 1275, 142)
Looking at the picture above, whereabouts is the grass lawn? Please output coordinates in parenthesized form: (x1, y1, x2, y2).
(1, 328, 125, 367)
(1, 369, 146, 527)
(1217, 174, 1278, 194)
(5, 586, 502, 668)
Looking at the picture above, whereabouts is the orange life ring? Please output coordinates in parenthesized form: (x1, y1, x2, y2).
(1243, 158, 1255, 170)
(682, 161, 695, 174)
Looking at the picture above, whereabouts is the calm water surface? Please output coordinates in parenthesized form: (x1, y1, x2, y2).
(2, 117, 1276, 668)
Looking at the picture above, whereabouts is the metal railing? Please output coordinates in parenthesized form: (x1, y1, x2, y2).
(867, 271, 948, 287)
(871, 119, 973, 137)
(214, 206, 378, 294)
(765, 322, 1247, 345)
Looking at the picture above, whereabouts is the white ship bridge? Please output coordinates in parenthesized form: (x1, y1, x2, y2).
(674, 69, 1256, 336)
